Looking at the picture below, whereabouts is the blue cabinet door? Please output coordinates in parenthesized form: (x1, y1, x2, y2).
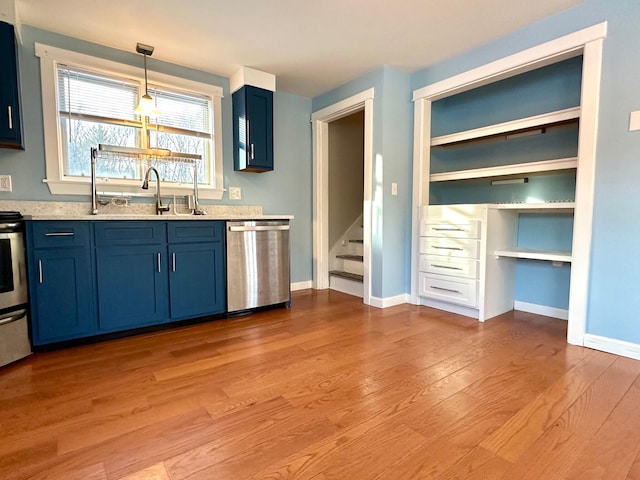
(0, 21, 23, 149)
(233, 85, 273, 172)
(30, 247, 96, 345)
(169, 242, 225, 320)
(96, 245, 169, 331)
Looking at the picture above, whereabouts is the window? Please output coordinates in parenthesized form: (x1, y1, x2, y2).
(36, 44, 224, 199)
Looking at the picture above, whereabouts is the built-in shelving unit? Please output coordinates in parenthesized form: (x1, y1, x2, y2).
(412, 23, 606, 347)
(430, 158, 577, 182)
(494, 248, 572, 263)
(416, 66, 582, 323)
(491, 201, 575, 211)
(430, 106, 580, 147)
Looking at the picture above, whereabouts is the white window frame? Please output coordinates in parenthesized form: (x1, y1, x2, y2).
(35, 43, 224, 200)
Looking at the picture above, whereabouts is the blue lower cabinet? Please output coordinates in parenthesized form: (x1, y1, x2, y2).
(96, 245, 169, 331)
(27, 220, 228, 346)
(169, 242, 225, 320)
(30, 246, 96, 345)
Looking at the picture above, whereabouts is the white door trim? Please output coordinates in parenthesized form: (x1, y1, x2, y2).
(312, 88, 374, 305)
(411, 22, 607, 346)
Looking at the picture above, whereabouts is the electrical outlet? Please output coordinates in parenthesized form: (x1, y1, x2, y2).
(0, 175, 12, 192)
(391, 182, 398, 196)
(229, 187, 241, 200)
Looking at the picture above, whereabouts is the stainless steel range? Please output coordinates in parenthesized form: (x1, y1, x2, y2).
(0, 212, 31, 367)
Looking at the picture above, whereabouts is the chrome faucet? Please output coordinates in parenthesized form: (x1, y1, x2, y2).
(141, 167, 170, 215)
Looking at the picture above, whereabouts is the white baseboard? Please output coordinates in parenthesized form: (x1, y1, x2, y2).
(368, 293, 409, 309)
(584, 334, 640, 361)
(419, 297, 480, 319)
(514, 301, 568, 320)
(291, 280, 313, 291)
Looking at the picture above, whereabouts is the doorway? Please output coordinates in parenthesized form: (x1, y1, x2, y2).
(311, 88, 374, 305)
(327, 111, 364, 298)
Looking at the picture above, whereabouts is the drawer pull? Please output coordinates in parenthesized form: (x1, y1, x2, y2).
(45, 232, 75, 237)
(432, 246, 463, 251)
(432, 227, 464, 232)
(431, 264, 463, 271)
(430, 285, 461, 294)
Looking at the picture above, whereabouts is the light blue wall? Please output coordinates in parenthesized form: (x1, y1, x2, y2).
(412, 0, 640, 344)
(515, 213, 574, 309)
(380, 68, 413, 298)
(0, 26, 313, 283)
(312, 67, 412, 299)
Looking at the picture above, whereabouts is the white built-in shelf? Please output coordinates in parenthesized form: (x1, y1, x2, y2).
(429, 157, 577, 183)
(495, 248, 572, 263)
(490, 201, 575, 212)
(430, 106, 581, 147)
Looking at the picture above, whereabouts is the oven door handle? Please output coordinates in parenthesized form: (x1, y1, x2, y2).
(0, 309, 27, 326)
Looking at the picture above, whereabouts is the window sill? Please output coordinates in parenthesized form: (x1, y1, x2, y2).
(44, 178, 225, 200)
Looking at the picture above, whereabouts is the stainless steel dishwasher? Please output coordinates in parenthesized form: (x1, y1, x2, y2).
(226, 220, 290, 312)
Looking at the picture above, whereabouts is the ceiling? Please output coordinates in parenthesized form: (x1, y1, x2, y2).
(16, 0, 583, 97)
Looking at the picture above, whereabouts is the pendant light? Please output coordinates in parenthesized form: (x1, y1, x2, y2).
(134, 42, 160, 116)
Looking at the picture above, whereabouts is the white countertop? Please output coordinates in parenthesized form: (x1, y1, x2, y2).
(24, 214, 294, 221)
(0, 200, 293, 221)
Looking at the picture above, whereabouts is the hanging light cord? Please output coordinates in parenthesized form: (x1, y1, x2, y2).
(143, 52, 149, 95)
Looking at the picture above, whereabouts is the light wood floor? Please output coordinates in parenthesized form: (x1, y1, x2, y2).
(2, 290, 640, 480)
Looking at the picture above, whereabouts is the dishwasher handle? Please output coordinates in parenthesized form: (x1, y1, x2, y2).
(228, 225, 290, 232)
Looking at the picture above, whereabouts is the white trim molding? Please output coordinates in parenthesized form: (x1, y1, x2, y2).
(311, 88, 374, 306)
(369, 294, 410, 309)
(514, 301, 568, 321)
(584, 334, 640, 361)
(410, 22, 607, 348)
(291, 281, 313, 291)
(34, 43, 225, 200)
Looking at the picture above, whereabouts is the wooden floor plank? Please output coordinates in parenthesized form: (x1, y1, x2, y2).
(117, 463, 171, 480)
(499, 425, 587, 480)
(556, 356, 640, 438)
(480, 348, 617, 462)
(563, 376, 640, 480)
(0, 290, 638, 480)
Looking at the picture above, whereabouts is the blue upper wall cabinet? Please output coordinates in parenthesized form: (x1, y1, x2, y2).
(0, 21, 23, 149)
(233, 85, 274, 172)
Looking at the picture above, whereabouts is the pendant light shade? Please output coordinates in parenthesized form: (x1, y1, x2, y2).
(134, 42, 160, 116)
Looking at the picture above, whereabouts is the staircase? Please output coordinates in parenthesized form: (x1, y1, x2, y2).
(329, 224, 364, 298)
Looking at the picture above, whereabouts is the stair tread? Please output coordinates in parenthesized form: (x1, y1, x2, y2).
(349, 239, 364, 244)
(336, 254, 364, 262)
(329, 270, 364, 282)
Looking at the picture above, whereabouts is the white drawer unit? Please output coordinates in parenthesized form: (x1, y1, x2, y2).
(418, 273, 478, 308)
(420, 219, 480, 239)
(419, 237, 480, 259)
(419, 254, 478, 279)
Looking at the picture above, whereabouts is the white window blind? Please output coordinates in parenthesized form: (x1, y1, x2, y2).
(58, 67, 141, 123)
(150, 87, 211, 137)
